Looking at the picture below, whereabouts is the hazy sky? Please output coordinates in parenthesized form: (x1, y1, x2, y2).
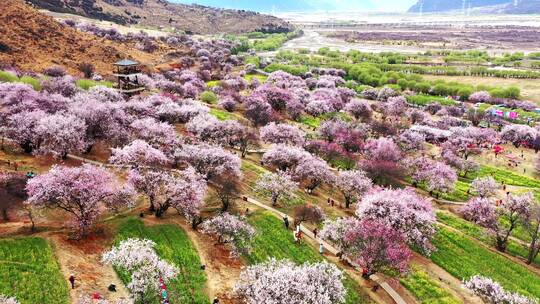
(172, 0, 419, 12)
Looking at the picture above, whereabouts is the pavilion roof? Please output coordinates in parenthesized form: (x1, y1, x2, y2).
(114, 59, 139, 66)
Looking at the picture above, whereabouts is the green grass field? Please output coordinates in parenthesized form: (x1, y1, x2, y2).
(400, 268, 461, 304)
(75, 79, 113, 90)
(437, 212, 540, 266)
(243, 74, 268, 83)
(0, 237, 69, 304)
(245, 212, 370, 304)
(209, 108, 238, 121)
(114, 218, 208, 304)
(469, 165, 540, 188)
(430, 226, 540, 299)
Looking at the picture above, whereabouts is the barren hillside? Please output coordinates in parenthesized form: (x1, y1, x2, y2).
(0, 0, 161, 74)
(24, 0, 294, 34)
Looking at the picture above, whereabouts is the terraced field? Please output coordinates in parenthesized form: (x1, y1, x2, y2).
(0, 237, 69, 304)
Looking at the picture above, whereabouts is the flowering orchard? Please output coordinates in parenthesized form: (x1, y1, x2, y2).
(3, 33, 540, 304)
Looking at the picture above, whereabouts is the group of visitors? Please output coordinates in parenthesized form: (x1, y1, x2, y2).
(283, 216, 324, 254)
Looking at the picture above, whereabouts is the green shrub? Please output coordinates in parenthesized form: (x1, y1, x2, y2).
(76, 79, 112, 90)
(0, 70, 18, 82)
(19, 76, 41, 91)
(200, 90, 218, 104)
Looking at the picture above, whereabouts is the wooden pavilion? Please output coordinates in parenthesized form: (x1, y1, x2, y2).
(113, 59, 145, 95)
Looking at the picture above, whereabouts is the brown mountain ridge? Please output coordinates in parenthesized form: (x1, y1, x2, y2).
(24, 0, 293, 34)
(0, 0, 162, 74)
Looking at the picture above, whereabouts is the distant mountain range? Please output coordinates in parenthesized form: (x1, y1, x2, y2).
(408, 0, 540, 14)
(170, 0, 377, 12)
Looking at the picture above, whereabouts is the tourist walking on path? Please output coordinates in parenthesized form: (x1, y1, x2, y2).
(283, 216, 289, 229)
(68, 274, 75, 289)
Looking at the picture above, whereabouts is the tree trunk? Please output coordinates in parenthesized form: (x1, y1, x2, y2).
(496, 236, 508, 252)
(345, 198, 351, 209)
(1, 208, 8, 221)
(148, 197, 155, 212)
(154, 205, 168, 218)
(84, 144, 93, 154)
(22, 141, 33, 154)
(527, 239, 539, 265)
(221, 199, 230, 212)
(271, 194, 278, 207)
(191, 216, 203, 230)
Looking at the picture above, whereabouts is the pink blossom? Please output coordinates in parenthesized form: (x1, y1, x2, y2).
(464, 275, 537, 304)
(501, 125, 537, 147)
(5, 110, 47, 153)
(356, 188, 436, 254)
(260, 122, 306, 146)
(254, 171, 298, 206)
(262, 144, 311, 171)
(469, 91, 492, 103)
(320, 218, 412, 275)
(364, 137, 401, 162)
(26, 164, 134, 237)
(129, 118, 178, 152)
(128, 168, 206, 219)
(383, 96, 408, 117)
(201, 212, 256, 256)
(461, 193, 533, 252)
(266, 71, 307, 89)
(175, 144, 241, 180)
(335, 170, 372, 208)
(244, 96, 273, 126)
(34, 113, 87, 158)
(234, 259, 346, 304)
(305, 99, 332, 116)
(109, 140, 170, 167)
(471, 176, 499, 198)
(293, 157, 334, 192)
(398, 129, 426, 152)
(102, 238, 177, 299)
(345, 100, 372, 121)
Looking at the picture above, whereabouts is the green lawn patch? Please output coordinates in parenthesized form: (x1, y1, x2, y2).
(400, 268, 461, 304)
(437, 212, 540, 266)
(0, 237, 70, 304)
(114, 218, 208, 304)
(468, 165, 540, 188)
(439, 180, 471, 202)
(243, 74, 267, 83)
(209, 108, 236, 121)
(430, 226, 540, 299)
(246, 212, 370, 304)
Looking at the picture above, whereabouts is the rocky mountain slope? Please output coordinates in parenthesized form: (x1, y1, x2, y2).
(408, 0, 540, 14)
(0, 0, 158, 74)
(24, 0, 293, 34)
